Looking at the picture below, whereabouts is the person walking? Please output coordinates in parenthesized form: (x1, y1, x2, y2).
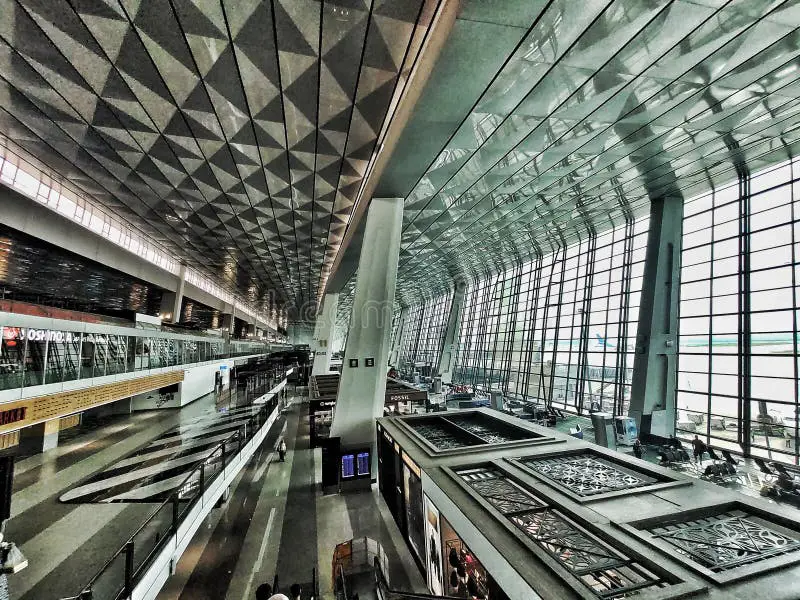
(692, 435, 707, 464)
(277, 438, 287, 462)
(633, 438, 643, 460)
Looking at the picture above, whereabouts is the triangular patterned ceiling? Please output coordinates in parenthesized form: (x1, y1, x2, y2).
(0, 0, 428, 316)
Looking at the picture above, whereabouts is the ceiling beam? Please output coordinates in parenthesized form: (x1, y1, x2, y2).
(322, 0, 461, 302)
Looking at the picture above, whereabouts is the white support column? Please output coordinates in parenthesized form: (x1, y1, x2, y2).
(330, 198, 403, 457)
(629, 196, 682, 437)
(388, 306, 408, 368)
(159, 264, 187, 323)
(173, 264, 186, 322)
(437, 281, 466, 383)
(312, 292, 339, 376)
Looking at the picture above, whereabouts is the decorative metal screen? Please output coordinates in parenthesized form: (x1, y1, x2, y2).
(408, 422, 480, 450)
(406, 413, 541, 450)
(518, 453, 658, 497)
(456, 466, 666, 598)
(649, 510, 800, 573)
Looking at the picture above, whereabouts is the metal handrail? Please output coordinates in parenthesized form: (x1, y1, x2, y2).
(373, 557, 463, 600)
(62, 388, 282, 600)
(337, 563, 349, 600)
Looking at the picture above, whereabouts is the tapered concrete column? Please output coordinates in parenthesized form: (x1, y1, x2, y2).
(388, 307, 408, 367)
(312, 293, 339, 376)
(436, 281, 466, 383)
(330, 198, 403, 457)
(174, 264, 186, 321)
(159, 264, 186, 323)
(629, 196, 682, 438)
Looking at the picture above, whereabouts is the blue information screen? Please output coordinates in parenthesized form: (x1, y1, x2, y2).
(341, 454, 355, 478)
(357, 452, 370, 476)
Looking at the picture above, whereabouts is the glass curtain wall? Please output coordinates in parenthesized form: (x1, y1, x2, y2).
(678, 158, 800, 464)
(397, 293, 453, 372)
(452, 217, 648, 416)
(0, 326, 267, 392)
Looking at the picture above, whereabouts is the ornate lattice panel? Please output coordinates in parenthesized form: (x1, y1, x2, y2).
(456, 466, 665, 597)
(407, 422, 480, 450)
(649, 510, 800, 573)
(519, 453, 658, 497)
(446, 414, 526, 444)
(404, 412, 541, 451)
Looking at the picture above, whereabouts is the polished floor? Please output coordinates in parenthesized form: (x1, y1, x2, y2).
(5, 390, 282, 600)
(61, 404, 265, 503)
(5, 389, 425, 600)
(157, 394, 426, 600)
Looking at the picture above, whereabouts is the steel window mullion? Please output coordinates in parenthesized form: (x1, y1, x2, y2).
(476, 280, 494, 388)
(615, 218, 635, 416)
(457, 284, 476, 381)
(792, 157, 800, 466)
(521, 255, 543, 401)
(539, 249, 560, 404)
(549, 248, 568, 409)
(740, 167, 752, 455)
(502, 267, 523, 392)
(487, 276, 505, 389)
(563, 241, 582, 412)
(577, 234, 597, 415)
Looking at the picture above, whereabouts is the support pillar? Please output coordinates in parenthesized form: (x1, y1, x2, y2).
(330, 198, 403, 463)
(19, 419, 59, 454)
(222, 313, 235, 334)
(628, 196, 683, 438)
(436, 281, 466, 384)
(388, 307, 408, 368)
(312, 293, 339, 376)
(159, 264, 186, 323)
(174, 264, 186, 321)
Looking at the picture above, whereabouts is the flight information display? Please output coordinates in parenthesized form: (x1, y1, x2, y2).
(341, 451, 370, 479)
(357, 452, 370, 476)
(341, 454, 355, 478)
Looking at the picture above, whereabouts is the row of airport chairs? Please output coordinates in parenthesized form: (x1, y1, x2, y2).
(754, 457, 800, 499)
(657, 445, 741, 483)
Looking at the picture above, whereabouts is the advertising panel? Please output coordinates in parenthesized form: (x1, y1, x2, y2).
(424, 494, 443, 595)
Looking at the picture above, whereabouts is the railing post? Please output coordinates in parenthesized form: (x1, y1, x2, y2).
(200, 462, 205, 493)
(172, 496, 179, 533)
(124, 540, 135, 597)
(312, 567, 317, 600)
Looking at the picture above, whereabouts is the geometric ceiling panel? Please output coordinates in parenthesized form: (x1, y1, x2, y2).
(0, 0, 430, 317)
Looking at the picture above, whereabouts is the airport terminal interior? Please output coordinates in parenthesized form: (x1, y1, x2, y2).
(3, 1, 800, 599)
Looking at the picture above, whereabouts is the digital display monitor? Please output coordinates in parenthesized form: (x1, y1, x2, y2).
(341, 454, 355, 479)
(357, 452, 370, 476)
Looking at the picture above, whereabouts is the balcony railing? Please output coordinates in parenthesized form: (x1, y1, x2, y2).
(58, 387, 282, 600)
(0, 313, 276, 393)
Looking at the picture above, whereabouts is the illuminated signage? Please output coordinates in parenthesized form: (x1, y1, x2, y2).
(3, 328, 76, 343)
(0, 407, 26, 426)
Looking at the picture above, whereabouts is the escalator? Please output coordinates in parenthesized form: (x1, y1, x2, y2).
(332, 537, 468, 600)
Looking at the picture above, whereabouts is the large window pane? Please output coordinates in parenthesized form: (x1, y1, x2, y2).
(0, 327, 24, 390)
(22, 335, 46, 387)
(45, 331, 81, 384)
(678, 157, 800, 465)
